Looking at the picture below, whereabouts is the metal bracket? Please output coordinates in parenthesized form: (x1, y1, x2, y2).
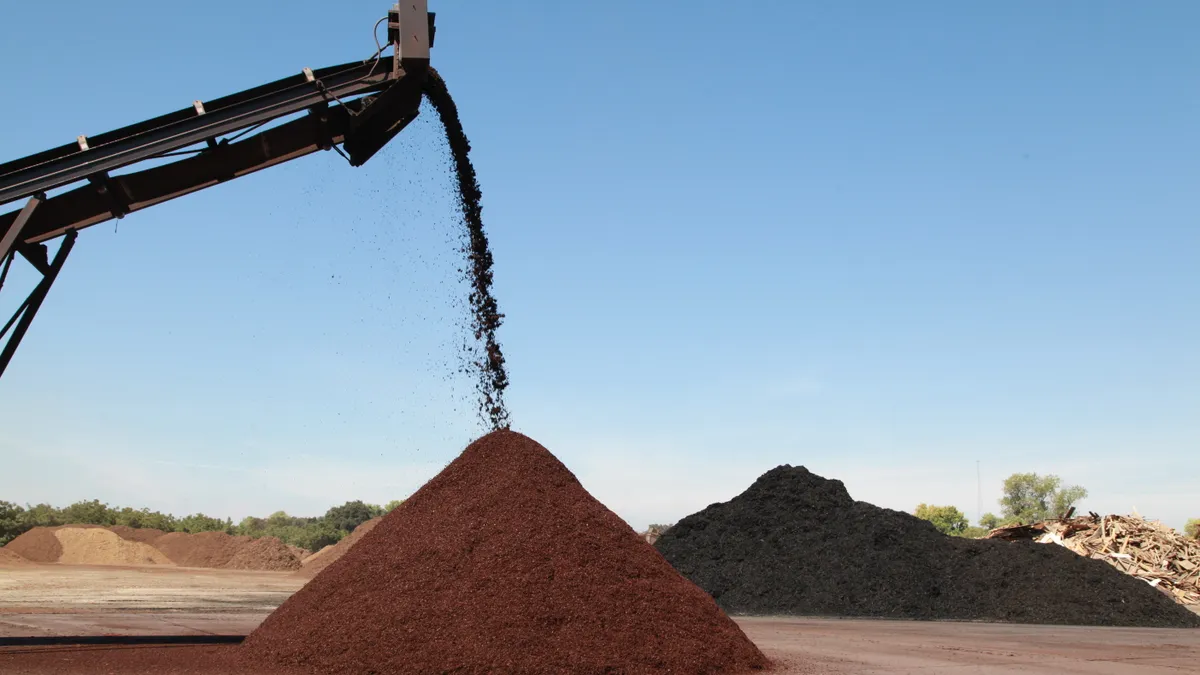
(389, 0, 430, 75)
(87, 172, 131, 219)
(0, 193, 43, 261)
(309, 102, 333, 151)
(18, 243, 49, 275)
(0, 229, 78, 379)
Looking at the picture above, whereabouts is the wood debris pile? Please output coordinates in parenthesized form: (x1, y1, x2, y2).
(640, 525, 672, 546)
(987, 513, 1200, 606)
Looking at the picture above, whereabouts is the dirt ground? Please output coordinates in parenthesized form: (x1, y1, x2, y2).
(1, 565, 1198, 673)
(0, 564, 302, 637)
(744, 617, 1200, 674)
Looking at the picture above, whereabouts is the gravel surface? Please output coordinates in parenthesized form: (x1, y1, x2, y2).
(4, 618, 1200, 674)
(0, 645, 300, 675)
(656, 465, 1200, 628)
(0, 565, 301, 614)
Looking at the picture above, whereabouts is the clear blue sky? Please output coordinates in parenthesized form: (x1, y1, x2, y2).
(1, 2, 1196, 530)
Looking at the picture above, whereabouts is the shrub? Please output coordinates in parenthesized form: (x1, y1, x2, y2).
(913, 504, 969, 536)
(323, 501, 383, 533)
(1185, 518, 1200, 540)
(0, 501, 27, 546)
(999, 473, 1087, 523)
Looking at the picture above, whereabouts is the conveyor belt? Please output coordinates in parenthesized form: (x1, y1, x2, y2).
(0, 2, 434, 380)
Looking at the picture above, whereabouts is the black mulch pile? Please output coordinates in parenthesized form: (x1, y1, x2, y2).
(654, 465, 1200, 628)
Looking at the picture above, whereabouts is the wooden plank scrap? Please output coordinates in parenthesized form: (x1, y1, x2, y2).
(995, 512, 1200, 609)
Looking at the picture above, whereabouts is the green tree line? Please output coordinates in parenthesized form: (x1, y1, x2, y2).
(912, 472, 1198, 540)
(0, 499, 404, 551)
(916, 471, 1093, 538)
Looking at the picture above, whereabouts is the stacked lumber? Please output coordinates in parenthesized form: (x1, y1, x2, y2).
(987, 513, 1200, 606)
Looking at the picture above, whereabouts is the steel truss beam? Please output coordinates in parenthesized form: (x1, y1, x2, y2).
(0, 3, 433, 383)
(0, 229, 77, 379)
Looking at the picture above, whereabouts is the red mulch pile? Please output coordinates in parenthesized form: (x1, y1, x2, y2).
(6, 525, 166, 563)
(108, 526, 167, 544)
(4, 527, 63, 563)
(154, 532, 243, 568)
(226, 536, 302, 572)
(293, 517, 382, 579)
(242, 430, 768, 674)
(5, 526, 299, 571)
(0, 548, 33, 567)
(155, 532, 301, 571)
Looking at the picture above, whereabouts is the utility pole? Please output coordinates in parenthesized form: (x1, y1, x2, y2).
(976, 460, 982, 525)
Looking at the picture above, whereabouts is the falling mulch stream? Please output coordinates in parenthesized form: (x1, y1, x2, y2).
(423, 68, 511, 431)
